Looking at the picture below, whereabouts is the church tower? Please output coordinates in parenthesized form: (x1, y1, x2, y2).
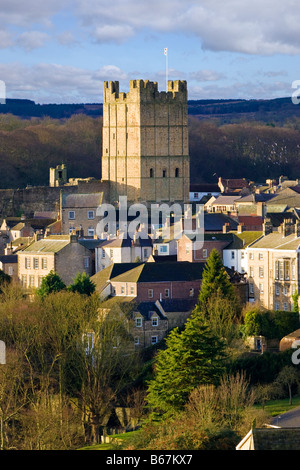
(102, 79, 190, 206)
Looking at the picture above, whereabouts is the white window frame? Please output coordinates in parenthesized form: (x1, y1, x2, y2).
(136, 317, 143, 328)
(68, 211, 75, 220)
(88, 210, 95, 220)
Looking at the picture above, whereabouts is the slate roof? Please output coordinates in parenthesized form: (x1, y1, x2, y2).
(22, 236, 71, 253)
(0, 255, 18, 264)
(61, 193, 103, 208)
(92, 261, 205, 289)
(159, 298, 197, 312)
(135, 302, 166, 320)
(208, 195, 241, 205)
(251, 428, 300, 450)
(203, 213, 239, 231)
(248, 232, 300, 250)
(100, 234, 153, 248)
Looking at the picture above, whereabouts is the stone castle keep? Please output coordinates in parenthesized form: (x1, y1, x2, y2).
(102, 79, 190, 205)
(0, 79, 191, 220)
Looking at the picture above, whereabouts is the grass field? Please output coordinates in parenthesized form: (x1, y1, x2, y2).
(259, 395, 300, 417)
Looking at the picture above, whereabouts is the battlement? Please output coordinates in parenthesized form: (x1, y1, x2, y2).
(103, 79, 187, 104)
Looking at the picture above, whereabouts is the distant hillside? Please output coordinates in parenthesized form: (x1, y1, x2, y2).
(2, 96, 300, 123)
(0, 99, 103, 119)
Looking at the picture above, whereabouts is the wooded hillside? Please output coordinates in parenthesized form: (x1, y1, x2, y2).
(0, 111, 300, 189)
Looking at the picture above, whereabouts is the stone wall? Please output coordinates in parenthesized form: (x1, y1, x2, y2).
(0, 179, 110, 222)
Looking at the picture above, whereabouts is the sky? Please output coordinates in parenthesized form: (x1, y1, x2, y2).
(1, 0, 300, 104)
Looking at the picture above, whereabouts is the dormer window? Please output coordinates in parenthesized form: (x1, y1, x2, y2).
(136, 317, 143, 327)
(152, 316, 158, 327)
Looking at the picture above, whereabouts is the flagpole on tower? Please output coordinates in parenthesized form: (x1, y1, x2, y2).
(164, 47, 168, 91)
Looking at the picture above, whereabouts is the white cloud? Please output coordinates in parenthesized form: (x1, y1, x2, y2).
(16, 31, 50, 51)
(74, 0, 300, 55)
(190, 70, 226, 82)
(0, 62, 129, 103)
(0, 29, 14, 49)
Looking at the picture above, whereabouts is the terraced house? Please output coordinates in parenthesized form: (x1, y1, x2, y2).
(18, 234, 93, 288)
(246, 221, 300, 311)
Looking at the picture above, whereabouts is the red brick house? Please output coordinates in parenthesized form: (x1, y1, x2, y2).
(91, 261, 205, 303)
(177, 233, 233, 263)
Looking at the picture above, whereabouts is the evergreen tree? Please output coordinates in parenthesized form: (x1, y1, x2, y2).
(146, 309, 226, 419)
(198, 248, 236, 307)
(36, 270, 66, 298)
(68, 272, 95, 296)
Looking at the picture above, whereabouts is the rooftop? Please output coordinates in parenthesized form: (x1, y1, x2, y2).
(21, 235, 71, 254)
(249, 232, 300, 250)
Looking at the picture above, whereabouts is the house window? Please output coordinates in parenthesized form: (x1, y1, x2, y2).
(231, 251, 235, 259)
(88, 210, 95, 220)
(275, 302, 280, 311)
(279, 261, 284, 280)
(84, 257, 90, 269)
(284, 260, 290, 280)
(175, 168, 179, 177)
(151, 336, 158, 345)
(159, 245, 168, 254)
(110, 249, 113, 259)
(249, 267, 254, 278)
(189, 288, 194, 297)
(203, 249, 207, 258)
(25, 257, 31, 269)
(88, 227, 95, 237)
(69, 226, 75, 234)
(143, 248, 148, 259)
(38, 276, 43, 288)
(8, 266, 13, 276)
(194, 192, 199, 199)
(283, 286, 289, 296)
(292, 263, 296, 280)
(148, 289, 153, 298)
(136, 317, 143, 328)
(130, 286, 135, 295)
(33, 258, 39, 270)
(102, 248, 105, 258)
(249, 252, 254, 260)
(134, 337, 139, 346)
(121, 286, 125, 294)
(29, 275, 35, 287)
(165, 289, 170, 298)
(259, 267, 264, 278)
(283, 302, 288, 311)
(42, 258, 47, 270)
(186, 245, 190, 254)
(150, 168, 154, 178)
(292, 284, 296, 295)
(68, 211, 75, 220)
(259, 283, 264, 294)
(241, 252, 245, 259)
(249, 283, 254, 295)
(259, 253, 263, 260)
(22, 275, 27, 288)
(152, 316, 158, 327)
(275, 284, 280, 296)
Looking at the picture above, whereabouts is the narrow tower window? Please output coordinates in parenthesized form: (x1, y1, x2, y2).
(175, 168, 179, 177)
(150, 168, 154, 178)
(162, 169, 167, 178)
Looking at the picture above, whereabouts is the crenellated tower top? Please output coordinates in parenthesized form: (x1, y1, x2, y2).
(103, 79, 187, 104)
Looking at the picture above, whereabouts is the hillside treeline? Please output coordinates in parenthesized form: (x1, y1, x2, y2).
(1, 113, 300, 189)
